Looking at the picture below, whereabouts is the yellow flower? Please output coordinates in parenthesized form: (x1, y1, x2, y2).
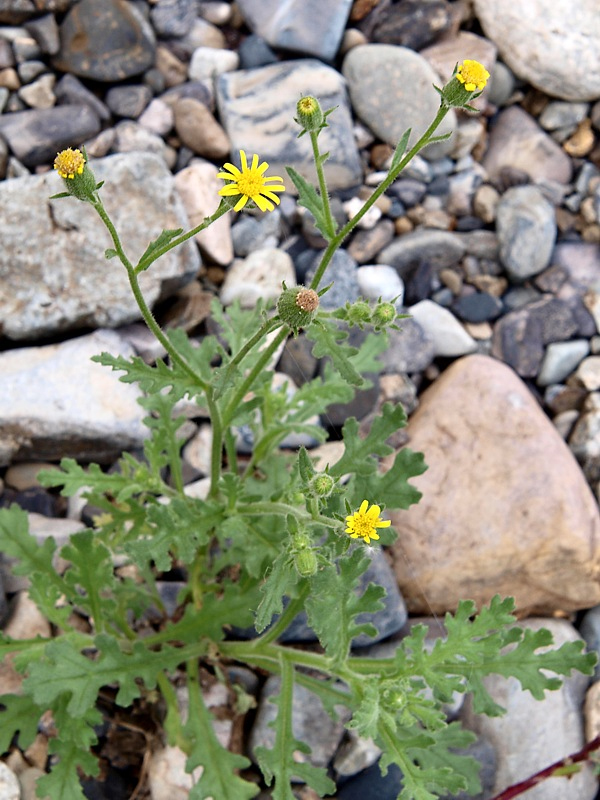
(54, 148, 85, 179)
(456, 60, 490, 93)
(217, 150, 285, 212)
(345, 500, 391, 545)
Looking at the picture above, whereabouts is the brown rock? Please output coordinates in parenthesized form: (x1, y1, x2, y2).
(387, 354, 600, 615)
(173, 98, 230, 159)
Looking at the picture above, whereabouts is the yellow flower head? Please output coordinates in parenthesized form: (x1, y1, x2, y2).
(345, 500, 391, 545)
(54, 148, 86, 179)
(456, 60, 490, 93)
(217, 150, 285, 212)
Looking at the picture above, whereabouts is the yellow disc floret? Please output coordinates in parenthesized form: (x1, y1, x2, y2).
(345, 500, 391, 545)
(456, 60, 490, 93)
(54, 148, 86, 179)
(217, 149, 286, 212)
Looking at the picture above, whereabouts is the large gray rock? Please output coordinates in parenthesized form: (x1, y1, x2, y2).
(236, 0, 353, 62)
(0, 329, 147, 466)
(474, 0, 600, 101)
(496, 185, 557, 281)
(0, 152, 200, 340)
(216, 59, 362, 192)
(342, 44, 456, 159)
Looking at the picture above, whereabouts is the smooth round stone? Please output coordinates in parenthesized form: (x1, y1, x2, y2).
(408, 300, 477, 358)
(452, 291, 503, 323)
(537, 340, 591, 386)
(496, 185, 557, 280)
(52, 0, 155, 82)
(150, 0, 198, 37)
(342, 44, 456, 159)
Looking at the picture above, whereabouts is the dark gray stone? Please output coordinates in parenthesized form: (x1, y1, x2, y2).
(380, 317, 435, 374)
(52, 0, 156, 82)
(307, 249, 360, 309)
(237, 34, 278, 69)
(24, 13, 60, 55)
(371, 0, 452, 50)
(453, 292, 503, 323)
(491, 307, 545, 378)
(0, 104, 101, 168)
(579, 605, 600, 681)
(105, 84, 152, 119)
(377, 230, 466, 278)
(55, 74, 111, 120)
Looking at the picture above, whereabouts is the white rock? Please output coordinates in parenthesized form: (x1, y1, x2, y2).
(189, 46, 239, 80)
(343, 196, 381, 229)
(0, 762, 20, 800)
(174, 160, 233, 266)
(220, 248, 294, 307)
(147, 745, 202, 800)
(408, 300, 477, 357)
(537, 340, 590, 386)
(356, 265, 404, 305)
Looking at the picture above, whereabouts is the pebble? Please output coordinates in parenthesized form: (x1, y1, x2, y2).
(173, 97, 230, 159)
(388, 355, 600, 615)
(105, 84, 152, 119)
(220, 247, 295, 308)
(52, 0, 156, 82)
(408, 299, 477, 357)
(356, 265, 404, 305)
(537, 340, 591, 386)
(495, 185, 557, 280)
(342, 44, 455, 159)
(0, 763, 20, 800)
(188, 46, 239, 81)
(482, 106, 573, 184)
(377, 229, 466, 277)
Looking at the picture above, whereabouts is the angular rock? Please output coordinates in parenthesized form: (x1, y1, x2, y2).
(496, 185, 557, 281)
(537, 340, 590, 386)
(474, 0, 600, 101)
(342, 44, 455, 159)
(462, 619, 597, 800)
(216, 59, 362, 192)
(0, 152, 199, 340)
(236, 0, 353, 61)
(387, 354, 600, 615)
(482, 106, 573, 184)
(0, 330, 147, 467)
(52, 0, 156, 82)
(0, 104, 100, 168)
(379, 317, 435, 374)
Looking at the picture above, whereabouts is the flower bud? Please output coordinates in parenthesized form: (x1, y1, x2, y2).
(291, 533, 318, 577)
(439, 59, 490, 109)
(346, 300, 372, 328)
(277, 284, 319, 334)
(53, 148, 99, 202)
(371, 301, 397, 330)
(295, 96, 324, 132)
(310, 473, 335, 498)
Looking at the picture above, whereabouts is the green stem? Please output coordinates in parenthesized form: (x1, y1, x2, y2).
(309, 105, 450, 292)
(220, 639, 334, 676)
(309, 129, 336, 239)
(217, 315, 283, 399)
(233, 501, 336, 529)
(157, 669, 187, 750)
(92, 197, 211, 395)
(253, 583, 311, 647)
(221, 327, 289, 427)
(135, 201, 231, 273)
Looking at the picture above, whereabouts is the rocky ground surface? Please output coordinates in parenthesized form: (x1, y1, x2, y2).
(1, 0, 600, 798)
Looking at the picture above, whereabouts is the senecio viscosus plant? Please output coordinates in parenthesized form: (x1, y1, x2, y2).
(0, 60, 596, 800)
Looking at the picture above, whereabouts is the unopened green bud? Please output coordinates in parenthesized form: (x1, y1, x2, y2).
(310, 473, 335, 498)
(346, 300, 372, 328)
(277, 284, 319, 334)
(372, 301, 396, 330)
(291, 532, 318, 577)
(296, 95, 324, 132)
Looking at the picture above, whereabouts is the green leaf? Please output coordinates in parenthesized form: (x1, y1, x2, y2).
(305, 318, 363, 386)
(390, 128, 412, 173)
(255, 660, 336, 799)
(255, 550, 298, 634)
(330, 403, 408, 479)
(23, 635, 186, 717)
(185, 668, 259, 800)
(0, 693, 41, 752)
(354, 447, 427, 510)
(305, 549, 385, 660)
(137, 227, 184, 270)
(104, 247, 118, 259)
(285, 166, 334, 240)
(92, 351, 203, 402)
(61, 530, 118, 622)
